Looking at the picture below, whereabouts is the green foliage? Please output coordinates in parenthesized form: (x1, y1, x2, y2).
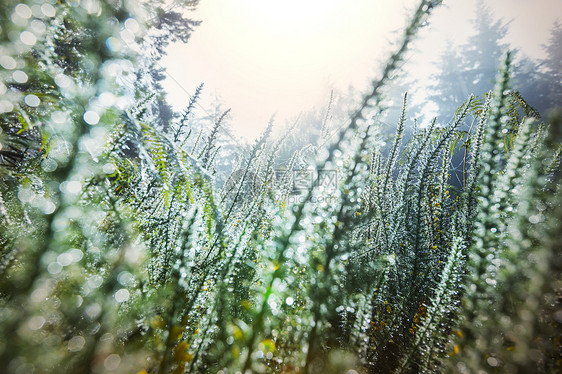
(0, 1, 560, 374)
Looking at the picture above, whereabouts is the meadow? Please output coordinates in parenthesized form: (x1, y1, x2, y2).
(0, 0, 560, 373)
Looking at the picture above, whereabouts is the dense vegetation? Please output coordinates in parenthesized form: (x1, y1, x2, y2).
(0, 0, 560, 373)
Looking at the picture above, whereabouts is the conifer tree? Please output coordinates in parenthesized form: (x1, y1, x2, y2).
(541, 21, 562, 109)
(430, 2, 509, 120)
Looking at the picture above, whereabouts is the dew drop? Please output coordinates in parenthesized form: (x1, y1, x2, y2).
(24, 94, 40, 107)
(0, 55, 17, 70)
(47, 262, 62, 275)
(54, 73, 72, 88)
(83, 111, 100, 125)
(20, 31, 37, 46)
(68, 335, 86, 352)
(41, 4, 56, 17)
(0, 100, 14, 113)
(28, 316, 46, 331)
(12, 70, 28, 83)
(114, 289, 130, 303)
(15, 4, 32, 19)
(104, 354, 121, 371)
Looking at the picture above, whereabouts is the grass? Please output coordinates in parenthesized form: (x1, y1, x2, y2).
(0, 0, 560, 373)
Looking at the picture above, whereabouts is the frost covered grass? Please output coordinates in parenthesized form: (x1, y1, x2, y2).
(0, 0, 561, 373)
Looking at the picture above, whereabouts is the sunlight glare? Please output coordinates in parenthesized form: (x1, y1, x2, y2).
(164, 0, 408, 138)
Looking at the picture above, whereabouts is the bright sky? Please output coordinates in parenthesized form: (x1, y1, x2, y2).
(162, 0, 561, 140)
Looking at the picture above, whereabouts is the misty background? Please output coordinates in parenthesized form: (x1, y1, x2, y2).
(158, 0, 561, 179)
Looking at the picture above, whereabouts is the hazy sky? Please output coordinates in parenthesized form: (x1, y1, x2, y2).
(162, 0, 561, 140)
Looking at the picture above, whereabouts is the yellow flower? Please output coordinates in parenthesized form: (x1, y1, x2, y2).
(259, 338, 276, 353)
(169, 325, 183, 341)
(174, 341, 193, 363)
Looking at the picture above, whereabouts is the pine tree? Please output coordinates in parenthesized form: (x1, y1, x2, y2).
(430, 2, 509, 120)
(509, 21, 562, 116)
(133, 1, 201, 133)
(541, 21, 562, 109)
